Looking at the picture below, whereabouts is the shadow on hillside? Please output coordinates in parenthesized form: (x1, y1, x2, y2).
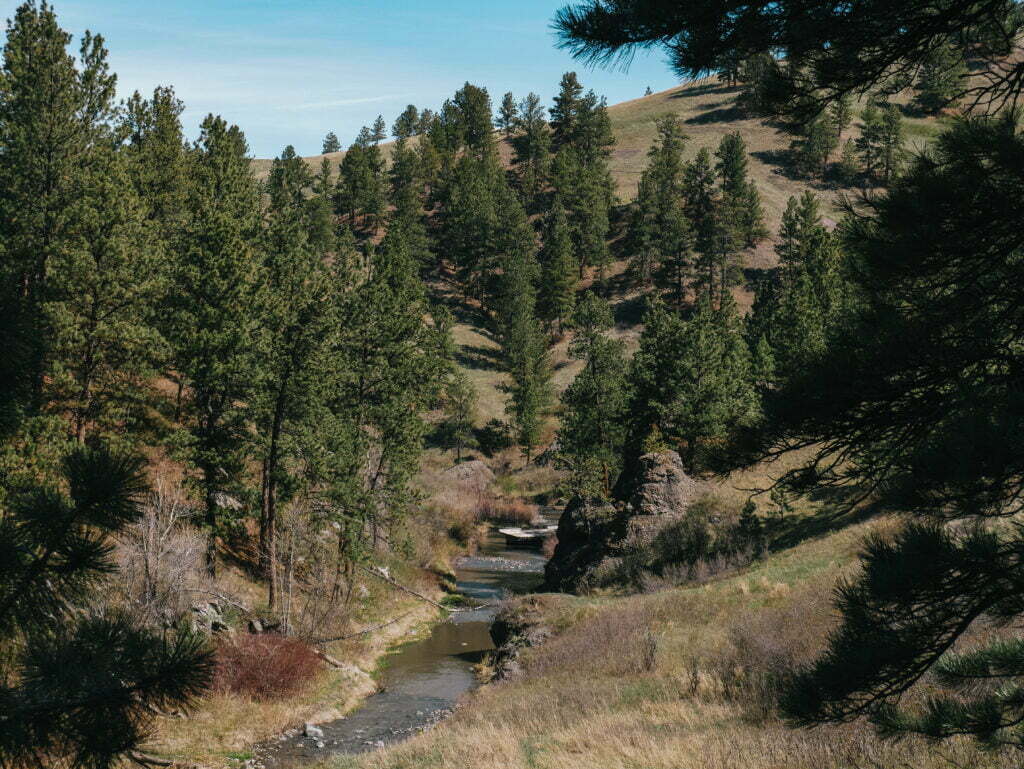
(767, 487, 880, 552)
(613, 294, 648, 327)
(670, 81, 735, 99)
(744, 267, 777, 293)
(455, 343, 503, 372)
(686, 105, 746, 125)
(751, 147, 801, 179)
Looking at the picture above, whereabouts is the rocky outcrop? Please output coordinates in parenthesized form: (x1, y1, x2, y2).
(543, 451, 704, 593)
(627, 451, 703, 517)
(542, 496, 624, 592)
(443, 459, 495, 488)
(189, 601, 232, 634)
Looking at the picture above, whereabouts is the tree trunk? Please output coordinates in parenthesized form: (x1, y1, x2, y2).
(204, 482, 218, 577)
(263, 379, 288, 611)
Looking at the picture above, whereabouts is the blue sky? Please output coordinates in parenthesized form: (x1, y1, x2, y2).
(2, 1, 681, 157)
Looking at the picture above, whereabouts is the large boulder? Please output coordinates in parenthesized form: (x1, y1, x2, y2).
(542, 496, 624, 592)
(543, 451, 704, 593)
(443, 459, 495, 488)
(627, 451, 703, 517)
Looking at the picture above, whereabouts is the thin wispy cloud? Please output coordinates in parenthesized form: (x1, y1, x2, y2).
(282, 95, 399, 112)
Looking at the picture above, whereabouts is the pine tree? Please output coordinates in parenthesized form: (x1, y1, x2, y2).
(695, 204, 744, 303)
(756, 192, 847, 384)
(683, 147, 716, 245)
(447, 82, 495, 157)
(653, 206, 695, 310)
(122, 86, 190, 245)
(837, 137, 860, 184)
(371, 114, 387, 144)
(443, 369, 478, 462)
(497, 91, 518, 136)
(628, 116, 693, 302)
(792, 116, 838, 178)
(392, 104, 419, 140)
(337, 127, 386, 231)
(715, 132, 749, 198)
(715, 132, 766, 245)
(48, 144, 165, 446)
(879, 103, 906, 182)
(413, 107, 434, 134)
(775, 192, 821, 270)
(322, 130, 341, 154)
(121, 86, 192, 423)
(254, 144, 337, 608)
(857, 101, 905, 183)
(626, 294, 760, 471)
(856, 101, 885, 179)
(489, 190, 551, 459)
(0, 3, 117, 434)
(550, 71, 584, 149)
(511, 92, 551, 207)
(559, 294, 628, 496)
(830, 94, 853, 138)
(416, 108, 436, 135)
(332, 224, 451, 548)
(575, 90, 616, 164)
(737, 52, 786, 115)
(537, 200, 578, 331)
(439, 152, 500, 302)
(167, 115, 264, 571)
(552, 146, 611, 278)
(916, 42, 968, 113)
(0, 446, 214, 768)
(388, 138, 431, 266)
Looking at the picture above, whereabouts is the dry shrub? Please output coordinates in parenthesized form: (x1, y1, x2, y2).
(424, 467, 538, 542)
(604, 494, 766, 593)
(706, 583, 834, 719)
(118, 479, 206, 626)
(527, 602, 659, 679)
(212, 634, 322, 701)
(478, 496, 538, 526)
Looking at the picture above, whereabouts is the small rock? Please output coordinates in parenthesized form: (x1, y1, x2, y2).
(315, 740, 325, 749)
(303, 723, 323, 739)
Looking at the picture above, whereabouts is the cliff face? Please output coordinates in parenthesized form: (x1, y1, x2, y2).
(543, 451, 705, 593)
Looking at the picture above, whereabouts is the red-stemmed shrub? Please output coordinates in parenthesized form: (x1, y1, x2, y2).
(212, 634, 321, 701)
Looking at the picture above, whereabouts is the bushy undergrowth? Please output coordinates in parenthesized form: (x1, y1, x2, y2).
(707, 584, 833, 719)
(422, 465, 539, 548)
(213, 634, 322, 701)
(609, 495, 767, 591)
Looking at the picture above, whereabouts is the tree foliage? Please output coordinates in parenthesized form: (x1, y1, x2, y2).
(0, 446, 213, 768)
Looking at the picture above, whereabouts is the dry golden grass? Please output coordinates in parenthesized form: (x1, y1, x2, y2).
(317, 520, 1015, 769)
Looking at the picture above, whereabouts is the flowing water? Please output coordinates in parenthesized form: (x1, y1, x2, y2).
(254, 511, 556, 767)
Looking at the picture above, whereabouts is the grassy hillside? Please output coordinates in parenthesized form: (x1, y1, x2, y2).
(254, 78, 946, 443)
(318, 512, 1013, 769)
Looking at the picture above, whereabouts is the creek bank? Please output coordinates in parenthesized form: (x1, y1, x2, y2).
(250, 510, 558, 768)
(487, 595, 558, 681)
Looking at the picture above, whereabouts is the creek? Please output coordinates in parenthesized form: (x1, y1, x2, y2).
(255, 510, 557, 767)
